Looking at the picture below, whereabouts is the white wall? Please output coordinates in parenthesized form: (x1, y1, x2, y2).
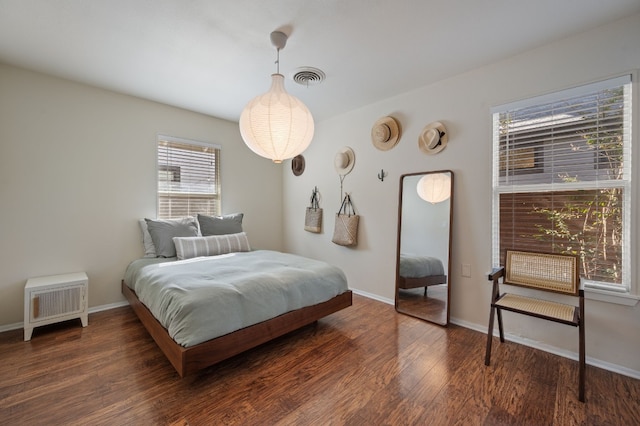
(0, 64, 283, 327)
(283, 14, 640, 375)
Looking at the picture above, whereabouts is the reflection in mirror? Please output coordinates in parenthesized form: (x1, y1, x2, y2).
(395, 170, 453, 325)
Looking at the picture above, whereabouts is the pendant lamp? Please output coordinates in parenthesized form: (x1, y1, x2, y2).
(239, 31, 315, 163)
(417, 173, 451, 204)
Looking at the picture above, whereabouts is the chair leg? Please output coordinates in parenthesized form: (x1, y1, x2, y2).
(579, 318, 585, 402)
(578, 291, 585, 402)
(497, 308, 505, 342)
(485, 305, 496, 366)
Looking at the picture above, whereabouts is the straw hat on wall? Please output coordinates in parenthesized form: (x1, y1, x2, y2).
(371, 116, 401, 151)
(418, 121, 448, 155)
(334, 147, 356, 175)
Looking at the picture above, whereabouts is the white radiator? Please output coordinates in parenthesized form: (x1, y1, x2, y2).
(24, 272, 89, 341)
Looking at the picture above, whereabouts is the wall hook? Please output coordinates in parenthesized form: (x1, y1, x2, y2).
(378, 169, 387, 182)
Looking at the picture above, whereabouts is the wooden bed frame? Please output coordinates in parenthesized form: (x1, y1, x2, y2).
(398, 274, 447, 289)
(398, 274, 447, 296)
(122, 280, 352, 377)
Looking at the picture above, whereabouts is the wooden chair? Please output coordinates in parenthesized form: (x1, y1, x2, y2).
(485, 250, 585, 402)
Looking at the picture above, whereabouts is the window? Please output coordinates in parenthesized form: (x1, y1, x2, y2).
(157, 135, 221, 219)
(492, 75, 632, 295)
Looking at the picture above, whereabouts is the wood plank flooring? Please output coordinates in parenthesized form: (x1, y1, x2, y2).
(1, 294, 638, 425)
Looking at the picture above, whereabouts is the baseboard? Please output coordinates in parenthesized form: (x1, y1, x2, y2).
(351, 288, 394, 305)
(450, 316, 640, 381)
(0, 321, 22, 334)
(0, 300, 130, 334)
(89, 300, 130, 313)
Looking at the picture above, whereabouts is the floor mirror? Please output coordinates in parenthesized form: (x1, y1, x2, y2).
(395, 170, 453, 325)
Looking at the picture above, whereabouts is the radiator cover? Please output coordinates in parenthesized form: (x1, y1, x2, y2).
(24, 272, 88, 341)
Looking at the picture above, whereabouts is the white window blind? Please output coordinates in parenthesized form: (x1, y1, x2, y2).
(492, 75, 632, 292)
(157, 135, 221, 219)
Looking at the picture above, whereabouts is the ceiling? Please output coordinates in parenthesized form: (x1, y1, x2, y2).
(1, 0, 639, 123)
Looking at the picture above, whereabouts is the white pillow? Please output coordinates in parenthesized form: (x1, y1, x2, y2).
(139, 219, 156, 258)
(173, 232, 251, 260)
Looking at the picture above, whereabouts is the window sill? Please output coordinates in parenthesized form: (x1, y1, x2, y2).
(585, 288, 639, 306)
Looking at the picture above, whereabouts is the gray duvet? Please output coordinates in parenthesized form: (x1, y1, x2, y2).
(399, 254, 444, 278)
(123, 250, 349, 347)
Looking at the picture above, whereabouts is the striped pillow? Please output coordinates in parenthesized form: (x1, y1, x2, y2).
(173, 232, 251, 260)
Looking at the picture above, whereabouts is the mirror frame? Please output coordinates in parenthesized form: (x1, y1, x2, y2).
(395, 170, 454, 326)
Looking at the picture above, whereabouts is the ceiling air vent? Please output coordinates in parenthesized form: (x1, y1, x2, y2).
(291, 67, 326, 87)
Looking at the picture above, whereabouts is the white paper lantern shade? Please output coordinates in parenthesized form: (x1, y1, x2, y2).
(239, 73, 314, 163)
(417, 173, 451, 204)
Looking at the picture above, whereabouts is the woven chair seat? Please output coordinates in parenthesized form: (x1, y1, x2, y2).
(495, 293, 577, 324)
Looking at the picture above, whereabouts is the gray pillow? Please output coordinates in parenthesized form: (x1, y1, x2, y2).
(198, 213, 244, 236)
(144, 217, 199, 258)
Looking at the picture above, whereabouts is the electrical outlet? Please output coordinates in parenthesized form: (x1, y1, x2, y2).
(461, 263, 471, 277)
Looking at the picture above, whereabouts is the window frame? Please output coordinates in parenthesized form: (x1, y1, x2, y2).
(156, 134, 221, 220)
(491, 74, 638, 306)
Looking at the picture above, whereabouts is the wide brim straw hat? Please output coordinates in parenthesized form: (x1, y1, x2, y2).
(371, 116, 401, 151)
(334, 147, 356, 175)
(418, 121, 448, 155)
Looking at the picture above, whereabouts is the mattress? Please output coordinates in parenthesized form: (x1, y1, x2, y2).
(123, 250, 349, 347)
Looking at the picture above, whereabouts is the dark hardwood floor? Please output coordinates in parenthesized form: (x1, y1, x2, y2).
(1, 294, 638, 425)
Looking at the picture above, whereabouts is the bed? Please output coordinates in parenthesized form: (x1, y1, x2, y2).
(122, 248, 352, 377)
(398, 254, 447, 296)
